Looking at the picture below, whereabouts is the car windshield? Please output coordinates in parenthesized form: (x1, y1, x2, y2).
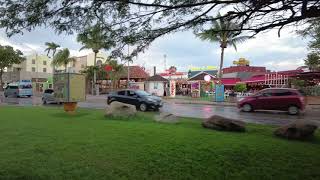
(135, 90, 151, 96)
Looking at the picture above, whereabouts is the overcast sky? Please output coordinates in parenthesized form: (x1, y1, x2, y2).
(0, 26, 309, 74)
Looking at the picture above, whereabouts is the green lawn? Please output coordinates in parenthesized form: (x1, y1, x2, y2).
(0, 106, 320, 180)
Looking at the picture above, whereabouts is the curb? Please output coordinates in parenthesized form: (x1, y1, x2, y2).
(169, 101, 237, 107)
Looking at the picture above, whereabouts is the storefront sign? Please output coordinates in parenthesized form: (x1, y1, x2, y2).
(215, 84, 225, 102)
(170, 80, 176, 97)
(190, 66, 217, 71)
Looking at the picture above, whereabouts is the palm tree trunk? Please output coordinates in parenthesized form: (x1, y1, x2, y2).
(65, 65, 67, 73)
(0, 69, 3, 91)
(219, 47, 225, 82)
(93, 52, 97, 95)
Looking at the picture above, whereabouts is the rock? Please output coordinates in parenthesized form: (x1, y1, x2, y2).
(274, 121, 318, 140)
(155, 112, 180, 124)
(105, 101, 137, 118)
(202, 115, 246, 132)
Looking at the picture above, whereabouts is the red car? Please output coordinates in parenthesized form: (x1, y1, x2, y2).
(237, 88, 305, 115)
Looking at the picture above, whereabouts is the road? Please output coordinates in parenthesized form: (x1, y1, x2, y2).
(1, 95, 320, 126)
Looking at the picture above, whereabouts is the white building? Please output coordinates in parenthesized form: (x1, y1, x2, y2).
(145, 75, 168, 96)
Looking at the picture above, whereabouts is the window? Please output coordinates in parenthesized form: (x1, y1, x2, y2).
(73, 62, 76, 67)
(118, 91, 126, 95)
(43, 68, 47, 73)
(9, 86, 18, 89)
(97, 60, 103, 66)
(32, 67, 36, 72)
(44, 89, 54, 94)
(43, 61, 47, 65)
(32, 59, 35, 64)
(20, 84, 32, 89)
(274, 89, 293, 96)
(153, 82, 159, 89)
(262, 90, 273, 97)
(128, 91, 136, 97)
(81, 64, 85, 68)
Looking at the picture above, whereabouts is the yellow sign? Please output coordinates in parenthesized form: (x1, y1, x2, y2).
(190, 66, 217, 71)
(69, 74, 86, 102)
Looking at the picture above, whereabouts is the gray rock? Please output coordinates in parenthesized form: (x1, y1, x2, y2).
(155, 113, 180, 124)
(202, 115, 246, 132)
(274, 121, 318, 140)
(105, 101, 137, 118)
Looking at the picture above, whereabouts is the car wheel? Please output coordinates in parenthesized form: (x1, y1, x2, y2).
(43, 99, 47, 104)
(242, 104, 253, 112)
(139, 103, 147, 112)
(288, 106, 299, 115)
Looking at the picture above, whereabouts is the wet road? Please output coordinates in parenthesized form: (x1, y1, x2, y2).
(1, 95, 319, 126)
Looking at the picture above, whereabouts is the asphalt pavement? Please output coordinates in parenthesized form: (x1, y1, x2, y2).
(1, 94, 319, 126)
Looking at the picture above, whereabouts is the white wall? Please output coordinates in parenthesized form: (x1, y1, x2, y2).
(146, 82, 165, 96)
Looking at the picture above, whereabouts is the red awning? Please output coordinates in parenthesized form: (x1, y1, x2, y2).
(213, 78, 241, 85)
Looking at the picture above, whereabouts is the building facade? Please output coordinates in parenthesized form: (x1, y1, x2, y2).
(3, 54, 53, 92)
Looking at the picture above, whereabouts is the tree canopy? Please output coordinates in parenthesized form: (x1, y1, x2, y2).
(77, 25, 115, 54)
(0, 45, 25, 88)
(1, 1, 320, 58)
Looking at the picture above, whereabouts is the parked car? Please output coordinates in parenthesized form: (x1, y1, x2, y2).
(107, 90, 163, 111)
(42, 89, 61, 104)
(237, 88, 305, 115)
(4, 81, 33, 98)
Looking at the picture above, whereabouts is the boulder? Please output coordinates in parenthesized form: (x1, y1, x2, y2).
(105, 101, 137, 118)
(202, 115, 246, 132)
(274, 121, 318, 140)
(155, 112, 180, 124)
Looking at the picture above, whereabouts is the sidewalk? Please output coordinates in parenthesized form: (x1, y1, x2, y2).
(164, 98, 236, 107)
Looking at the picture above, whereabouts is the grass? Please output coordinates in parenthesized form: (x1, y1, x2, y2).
(0, 106, 320, 180)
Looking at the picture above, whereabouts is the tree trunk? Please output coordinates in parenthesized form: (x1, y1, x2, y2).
(219, 47, 225, 82)
(0, 69, 3, 91)
(93, 51, 98, 95)
(65, 65, 67, 73)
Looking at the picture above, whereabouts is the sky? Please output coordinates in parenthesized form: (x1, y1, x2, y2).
(0, 26, 309, 74)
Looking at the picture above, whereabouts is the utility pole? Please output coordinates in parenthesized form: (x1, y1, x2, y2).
(164, 54, 167, 71)
(127, 45, 130, 88)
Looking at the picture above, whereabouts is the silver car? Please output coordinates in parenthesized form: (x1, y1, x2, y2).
(42, 89, 61, 104)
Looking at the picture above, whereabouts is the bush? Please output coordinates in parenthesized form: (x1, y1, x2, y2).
(234, 83, 247, 92)
(300, 85, 320, 96)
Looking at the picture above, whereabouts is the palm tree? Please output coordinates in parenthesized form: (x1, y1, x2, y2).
(52, 48, 75, 72)
(305, 52, 320, 71)
(44, 42, 60, 74)
(77, 24, 115, 95)
(196, 14, 250, 81)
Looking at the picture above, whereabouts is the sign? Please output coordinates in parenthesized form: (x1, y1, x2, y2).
(53, 73, 86, 102)
(215, 84, 225, 102)
(129, 82, 145, 90)
(190, 66, 217, 71)
(233, 58, 250, 66)
(170, 80, 176, 97)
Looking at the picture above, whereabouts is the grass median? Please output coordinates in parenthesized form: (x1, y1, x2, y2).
(0, 106, 319, 180)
